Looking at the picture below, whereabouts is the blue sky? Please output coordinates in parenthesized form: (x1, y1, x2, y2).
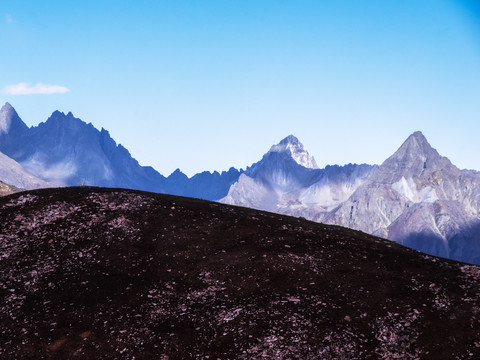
(1, 0, 479, 176)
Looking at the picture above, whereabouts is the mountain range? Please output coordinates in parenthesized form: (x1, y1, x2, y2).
(1, 102, 479, 264)
(0, 103, 241, 199)
(221, 131, 480, 265)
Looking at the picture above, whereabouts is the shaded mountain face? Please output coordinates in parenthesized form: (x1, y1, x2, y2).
(0, 106, 166, 190)
(0, 103, 241, 200)
(1, 187, 480, 359)
(163, 167, 243, 201)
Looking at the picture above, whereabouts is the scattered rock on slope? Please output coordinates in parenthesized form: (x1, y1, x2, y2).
(1, 187, 480, 359)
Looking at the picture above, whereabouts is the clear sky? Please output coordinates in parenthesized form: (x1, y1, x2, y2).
(1, 0, 479, 176)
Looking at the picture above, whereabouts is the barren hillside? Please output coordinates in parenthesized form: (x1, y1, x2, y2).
(1, 187, 480, 359)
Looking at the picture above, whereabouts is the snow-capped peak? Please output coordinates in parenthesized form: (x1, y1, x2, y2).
(269, 135, 319, 169)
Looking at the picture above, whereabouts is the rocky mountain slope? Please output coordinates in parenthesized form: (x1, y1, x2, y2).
(323, 132, 480, 264)
(0, 150, 50, 190)
(1, 187, 480, 359)
(222, 135, 375, 215)
(222, 132, 480, 265)
(0, 180, 21, 196)
(0, 103, 166, 190)
(0, 103, 241, 199)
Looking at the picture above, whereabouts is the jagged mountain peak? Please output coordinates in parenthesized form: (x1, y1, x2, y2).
(279, 134, 301, 146)
(168, 168, 188, 181)
(0, 103, 15, 126)
(374, 131, 453, 183)
(42, 110, 95, 133)
(268, 135, 318, 169)
(385, 131, 446, 166)
(409, 130, 427, 140)
(397, 131, 436, 156)
(0, 102, 28, 135)
(49, 109, 74, 120)
(1, 102, 14, 112)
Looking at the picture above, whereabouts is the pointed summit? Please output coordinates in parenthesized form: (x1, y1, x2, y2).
(269, 135, 318, 169)
(0, 103, 17, 133)
(389, 131, 442, 163)
(278, 134, 301, 146)
(376, 131, 452, 183)
(0, 102, 28, 135)
(1, 102, 14, 112)
(398, 131, 435, 155)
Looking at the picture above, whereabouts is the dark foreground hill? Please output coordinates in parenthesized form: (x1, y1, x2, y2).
(1, 188, 480, 359)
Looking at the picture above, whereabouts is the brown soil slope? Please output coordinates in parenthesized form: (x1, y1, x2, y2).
(1, 187, 480, 359)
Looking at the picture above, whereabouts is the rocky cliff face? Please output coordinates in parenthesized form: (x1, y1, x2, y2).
(222, 132, 480, 264)
(323, 132, 480, 263)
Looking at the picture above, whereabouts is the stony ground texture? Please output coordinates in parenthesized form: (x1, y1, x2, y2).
(1, 187, 480, 359)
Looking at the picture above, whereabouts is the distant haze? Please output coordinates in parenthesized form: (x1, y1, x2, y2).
(1, 0, 479, 176)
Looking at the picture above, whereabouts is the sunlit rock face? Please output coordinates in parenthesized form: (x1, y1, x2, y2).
(324, 131, 480, 263)
(222, 132, 480, 265)
(268, 134, 319, 169)
(0, 102, 28, 138)
(0, 179, 21, 196)
(221, 135, 375, 216)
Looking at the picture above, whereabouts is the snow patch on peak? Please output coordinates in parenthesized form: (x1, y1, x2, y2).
(269, 135, 319, 169)
(391, 176, 438, 203)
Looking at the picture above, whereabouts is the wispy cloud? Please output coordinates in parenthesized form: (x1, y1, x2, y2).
(3, 82, 70, 95)
(5, 14, 14, 24)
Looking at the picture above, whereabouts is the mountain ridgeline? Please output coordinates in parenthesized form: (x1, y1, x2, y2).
(1, 102, 480, 264)
(0, 103, 241, 200)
